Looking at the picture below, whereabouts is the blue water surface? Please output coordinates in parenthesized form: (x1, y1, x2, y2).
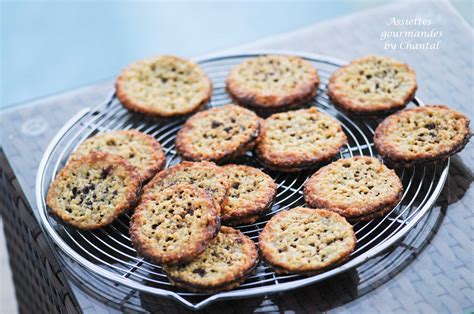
(1, 0, 413, 109)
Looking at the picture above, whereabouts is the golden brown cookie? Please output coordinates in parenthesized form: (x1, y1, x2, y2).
(175, 104, 260, 162)
(130, 184, 219, 265)
(46, 152, 140, 230)
(374, 105, 471, 166)
(70, 130, 165, 182)
(163, 226, 258, 292)
(141, 161, 229, 212)
(258, 207, 356, 275)
(328, 55, 417, 116)
(116, 55, 212, 118)
(255, 107, 347, 172)
(221, 164, 276, 225)
(304, 156, 402, 221)
(226, 55, 320, 113)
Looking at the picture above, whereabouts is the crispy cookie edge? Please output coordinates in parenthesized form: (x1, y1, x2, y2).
(374, 105, 472, 166)
(226, 56, 320, 111)
(130, 184, 219, 265)
(46, 151, 140, 230)
(163, 226, 258, 291)
(303, 156, 403, 219)
(327, 55, 417, 116)
(115, 55, 212, 118)
(258, 207, 356, 274)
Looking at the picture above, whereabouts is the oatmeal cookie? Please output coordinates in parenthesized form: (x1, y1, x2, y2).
(116, 55, 212, 118)
(304, 156, 402, 221)
(255, 107, 347, 172)
(175, 104, 260, 162)
(141, 161, 229, 211)
(328, 55, 417, 116)
(374, 105, 471, 166)
(221, 164, 276, 225)
(130, 184, 219, 265)
(163, 226, 258, 292)
(46, 152, 140, 230)
(226, 55, 320, 113)
(70, 130, 165, 182)
(259, 207, 355, 274)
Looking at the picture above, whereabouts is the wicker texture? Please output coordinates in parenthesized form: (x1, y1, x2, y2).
(0, 151, 80, 314)
(0, 0, 473, 312)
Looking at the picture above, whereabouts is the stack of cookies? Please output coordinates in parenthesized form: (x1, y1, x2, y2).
(131, 160, 277, 291)
(48, 140, 275, 291)
(47, 130, 166, 229)
(46, 53, 471, 291)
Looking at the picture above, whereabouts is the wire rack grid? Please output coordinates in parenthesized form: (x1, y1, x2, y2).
(35, 51, 449, 310)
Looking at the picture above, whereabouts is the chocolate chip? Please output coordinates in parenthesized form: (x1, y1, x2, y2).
(366, 74, 372, 79)
(211, 121, 222, 129)
(425, 123, 436, 130)
(161, 78, 168, 83)
(100, 166, 112, 179)
(192, 268, 206, 277)
(187, 209, 194, 216)
(232, 182, 240, 189)
(85, 201, 92, 206)
(82, 186, 90, 194)
(223, 127, 232, 133)
(72, 187, 78, 197)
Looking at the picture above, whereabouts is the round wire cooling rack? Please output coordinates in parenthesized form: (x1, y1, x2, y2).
(36, 51, 450, 310)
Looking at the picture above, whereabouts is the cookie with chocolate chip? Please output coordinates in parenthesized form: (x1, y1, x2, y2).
(163, 226, 258, 292)
(304, 156, 402, 221)
(70, 130, 165, 182)
(116, 55, 212, 118)
(258, 207, 356, 275)
(141, 161, 229, 212)
(255, 107, 347, 172)
(46, 152, 140, 230)
(328, 55, 417, 116)
(221, 164, 276, 225)
(374, 105, 471, 166)
(175, 104, 260, 163)
(226, 55, 320, 113)
(130, 184, 219, 265)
